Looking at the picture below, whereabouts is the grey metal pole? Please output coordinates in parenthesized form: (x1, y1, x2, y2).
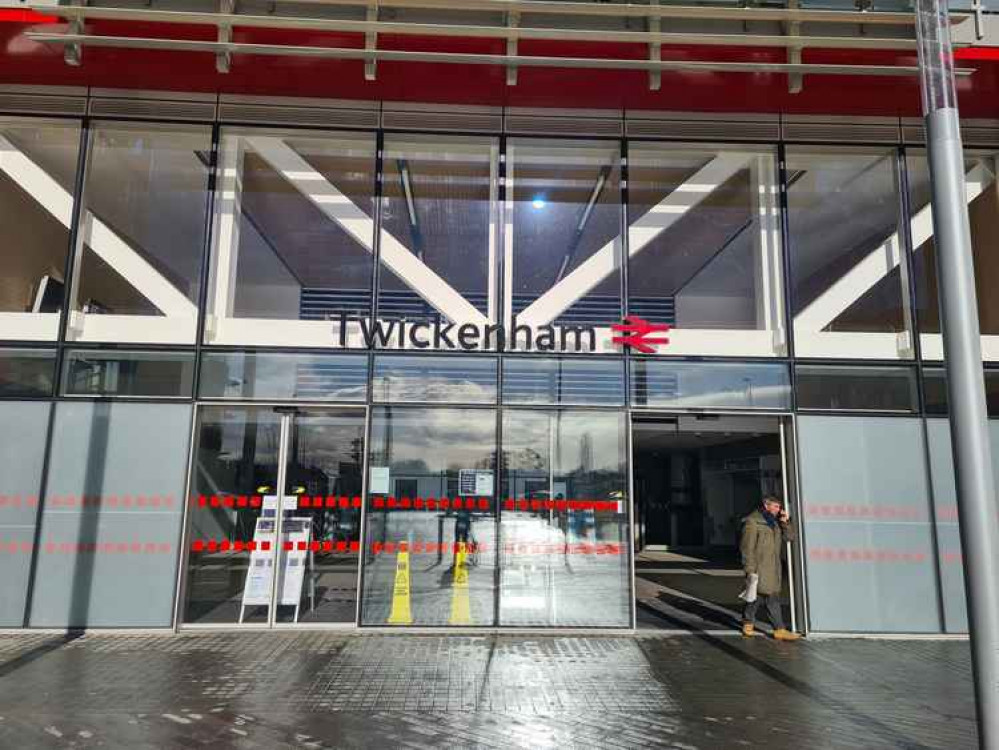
(915, 1, 999, 747)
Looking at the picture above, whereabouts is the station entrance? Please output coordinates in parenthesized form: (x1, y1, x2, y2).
(632, 414, 797, 632)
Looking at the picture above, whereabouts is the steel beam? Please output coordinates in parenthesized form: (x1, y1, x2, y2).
(33, 5, 926, 50)
(26, 32, 974, 78)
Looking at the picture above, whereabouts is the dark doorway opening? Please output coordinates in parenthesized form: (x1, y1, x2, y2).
(633, 415, 791, 632)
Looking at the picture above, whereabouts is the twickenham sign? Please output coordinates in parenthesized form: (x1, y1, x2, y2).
(333, 312, 671, 354)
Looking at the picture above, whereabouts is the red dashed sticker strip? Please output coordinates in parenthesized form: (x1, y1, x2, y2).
(503, 498, 620, 512)
(370, 496, 492, 511)
(807, 547, 933, 563)
(197, 495, 263, 509)
(804, 504, 972, 522)
(0, 541, 173, 554)
(190, 540, 360, 554)
(365, 497, 621, 512)
(298, 496, 363, 509)
(0, 495, 176, 508)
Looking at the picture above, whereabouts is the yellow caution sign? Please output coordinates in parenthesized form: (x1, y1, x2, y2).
(449, 543, 472, 626)
(387, 548, 413, 625)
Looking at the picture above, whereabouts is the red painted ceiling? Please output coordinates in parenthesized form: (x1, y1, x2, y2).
(2, 14, 998, 119)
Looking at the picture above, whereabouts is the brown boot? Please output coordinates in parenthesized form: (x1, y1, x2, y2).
(773, 628, 801, 641)
(741, 622, 755, 637)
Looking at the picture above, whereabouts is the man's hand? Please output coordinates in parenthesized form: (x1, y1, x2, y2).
(779, 509, 790, 524)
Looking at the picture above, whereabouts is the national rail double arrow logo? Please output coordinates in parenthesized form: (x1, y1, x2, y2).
(610, 316, 671, 353)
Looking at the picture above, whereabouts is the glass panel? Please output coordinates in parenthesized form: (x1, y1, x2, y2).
(906, 152, 999, 361)
(276, 409, 364, 624)
(0, 118, 80, 342)
(28, 402, 191, 627)
(924, 418, 999, 633)
(921, 368, 999, 416)
(0, 401, 50, 626)
(199, 351, 368, 402)
(508, 139, 621, 341)
(183, 406, 282, 625)
(795, 365, 917, 412)
(62, 350, 195, 397)
(797, 416, 941, 632)
(361, 407, 497, 626)
(0, 349, 56, 397)
(372, 355, 497, 403)
(502, 357, 625, 406)
(206, 128, 375, 347)
(630, 360, 790, 410)
(786, 148, 912, 360)
(74, 123, 211, 344)
(378, 135, 497, 338)
(628, 145, 785, 357)
(499, 410, 629, 626)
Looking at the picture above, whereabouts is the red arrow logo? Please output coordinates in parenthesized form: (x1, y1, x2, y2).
(611, 316, 671, 353)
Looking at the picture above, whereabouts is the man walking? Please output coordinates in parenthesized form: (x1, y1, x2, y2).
(740, 495, 800, 641)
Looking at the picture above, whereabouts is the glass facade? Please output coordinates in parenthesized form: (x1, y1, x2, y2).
(0, 110, 994, 634)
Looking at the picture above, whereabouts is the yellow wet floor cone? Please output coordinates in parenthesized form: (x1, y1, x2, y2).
(387, 546, 413, 625)
(449, 543, 472, 625)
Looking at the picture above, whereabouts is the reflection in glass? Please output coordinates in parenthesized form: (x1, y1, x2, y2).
(628, 145, 785, 356)
(0, 119, 80, 341)
(62, 350, 195, 398)
(379, 135, 497, 329)
(183, 407, 282, 625)
(508, 139, 621, 330)
(0, 402, 50, 625)
(29, 402, 191, 627)
(206, 128, 376, 346)
(200, 352, 368, 402)
(502, 357, 625, 406)
(795, 365, 917, 412)
(786, 148, 912, 359)
(921, 368, 999, 416)
(924, 418, 999, 633)
(906, 152, 999, 359)
(372, 355, 497, 403)
(361, 407, 497, 626)
(276, 410, 365, 624)
(0, 349, 56, 397)
(500, 410, 630, 626)
(631, 360, 790, 410)
(74, 123, 211, 344)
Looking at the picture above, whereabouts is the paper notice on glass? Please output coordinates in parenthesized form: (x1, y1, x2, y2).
(369, 466, 390, 495)
(474, 470, 494, 496)
(738, 573, 759, 603)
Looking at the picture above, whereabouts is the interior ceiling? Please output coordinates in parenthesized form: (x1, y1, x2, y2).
(7, 122, 897, 314)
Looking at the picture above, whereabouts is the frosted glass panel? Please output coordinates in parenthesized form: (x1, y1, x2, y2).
(924, 418, 999, 633)
(28, 402, 192, 627)
(798, 416, 941, 632)
(0, 402, 50, 626)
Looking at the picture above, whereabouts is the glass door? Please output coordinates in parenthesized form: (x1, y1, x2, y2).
(275, 409, 364, 625)
(181, 405, 365, 628)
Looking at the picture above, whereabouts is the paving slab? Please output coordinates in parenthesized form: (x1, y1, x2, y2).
(0, 631, 976, 749)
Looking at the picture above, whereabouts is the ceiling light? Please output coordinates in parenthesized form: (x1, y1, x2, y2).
(531, 197, 546, 209)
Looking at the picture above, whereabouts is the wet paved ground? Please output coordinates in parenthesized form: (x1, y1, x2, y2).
(0, 631, 976, 749)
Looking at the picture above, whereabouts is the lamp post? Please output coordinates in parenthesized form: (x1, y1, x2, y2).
(915, 1, 999, 746)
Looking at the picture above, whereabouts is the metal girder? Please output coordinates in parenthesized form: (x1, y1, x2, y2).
(217, 0, 234, 73)
(32, 5, 927, 51)
(785, 0, 803, 93)
(365, 3, 377, 81)
(253, 0, 924, 26)
(649, 0, 661, 91)
(25, 32, 976, 78)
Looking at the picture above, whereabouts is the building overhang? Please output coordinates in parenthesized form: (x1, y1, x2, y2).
(1, 0, 998, 118)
